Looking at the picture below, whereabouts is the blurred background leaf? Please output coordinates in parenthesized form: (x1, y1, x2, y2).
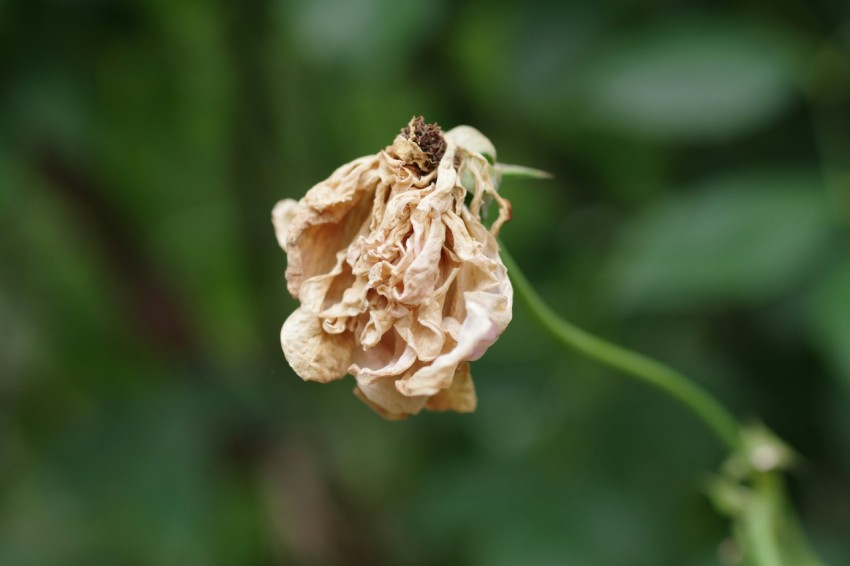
(807, 260, 850, 393)
(578, 21, 802, 141)
(610, 169, 834, 311)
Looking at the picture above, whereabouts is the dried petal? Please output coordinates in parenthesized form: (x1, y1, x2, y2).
(273, 117, 513, 418)
(425, 363, 476, 413)
(281, 307, 352, 383)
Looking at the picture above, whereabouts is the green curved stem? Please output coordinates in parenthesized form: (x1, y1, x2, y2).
(748, 474, 784, 566)
(501, 246, 741, 451)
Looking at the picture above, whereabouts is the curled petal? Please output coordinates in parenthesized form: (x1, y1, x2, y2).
(272, 199, 300, 250)
(349, 331, 417, 384)
(396, 292, 509, 398)
(284, 157, 382, 298)
(281, 307, 352, 383)
(445, 125, 497, 163)
(353, 379, 428, 420)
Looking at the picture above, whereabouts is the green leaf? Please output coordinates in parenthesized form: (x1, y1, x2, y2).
(580, 22, 801, 140)
(610, 170, 833, 311)
(496, 162, 553, 179)
(807, 261, 850, 392)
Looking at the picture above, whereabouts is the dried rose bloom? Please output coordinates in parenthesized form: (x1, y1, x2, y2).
(272, 117, 512, 419)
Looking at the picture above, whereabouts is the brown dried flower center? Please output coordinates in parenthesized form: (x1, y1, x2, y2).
(401, 116, 446, 172)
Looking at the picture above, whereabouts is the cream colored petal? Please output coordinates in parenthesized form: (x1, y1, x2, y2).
(353, 387, 407, 420)
(281, 307, 352, 383)
(396, 242, 513, 397)
(388, 135, 432, 173)
(441, 211, 487, 263)
(353, 378, 428, 420)
(284, 156, 384, 298)
(297, 250, 350, 314)
(461, 293, 511, 360)
(426, 142, 459, 200)
(394, 300, 446, 362)
(425, 362, 477, 413)
(350, 347, 417, 383)
(301, 156, 380, 210)
(349, 330, 417, 383)
(358, 306, 395, 349)
(445, 126, 496, 163)
(396, 217, 445, 304)
(272, 199, 300, 251)
(396, 295, 507, 397)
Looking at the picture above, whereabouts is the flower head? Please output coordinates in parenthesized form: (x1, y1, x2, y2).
(272, 117, 512, 419)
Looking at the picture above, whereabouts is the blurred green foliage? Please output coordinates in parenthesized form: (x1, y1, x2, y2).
(2, 0, 850, 564)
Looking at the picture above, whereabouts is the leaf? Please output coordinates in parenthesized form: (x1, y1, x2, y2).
(579, 22, 801, 140)
(807, 261, 850, 392)
(286, 0, 439, 73)
(496, 162, 553, 180)
(610, 170, 833, 311)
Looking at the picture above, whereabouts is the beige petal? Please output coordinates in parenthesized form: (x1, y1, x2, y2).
(397, 290, 511, 398)
(349, 333, 417, 383)
(394, 301, 445, 362)
(272, 199, 300, 251)
(396, 216, 446, 304)
(281, 307, 352, 383)
(425, 362, 477, 413)
(284, 157, 385, 298)
(445, 126, 497, 162)
(353, 378, 428, 420)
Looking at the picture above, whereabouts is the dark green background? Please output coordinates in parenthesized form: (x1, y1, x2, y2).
(2, 0, 850, 564)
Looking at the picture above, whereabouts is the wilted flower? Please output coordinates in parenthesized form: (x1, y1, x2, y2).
(272, 117, 512, 419)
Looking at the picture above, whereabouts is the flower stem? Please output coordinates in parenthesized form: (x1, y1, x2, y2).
(501, 246, 741, 451)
